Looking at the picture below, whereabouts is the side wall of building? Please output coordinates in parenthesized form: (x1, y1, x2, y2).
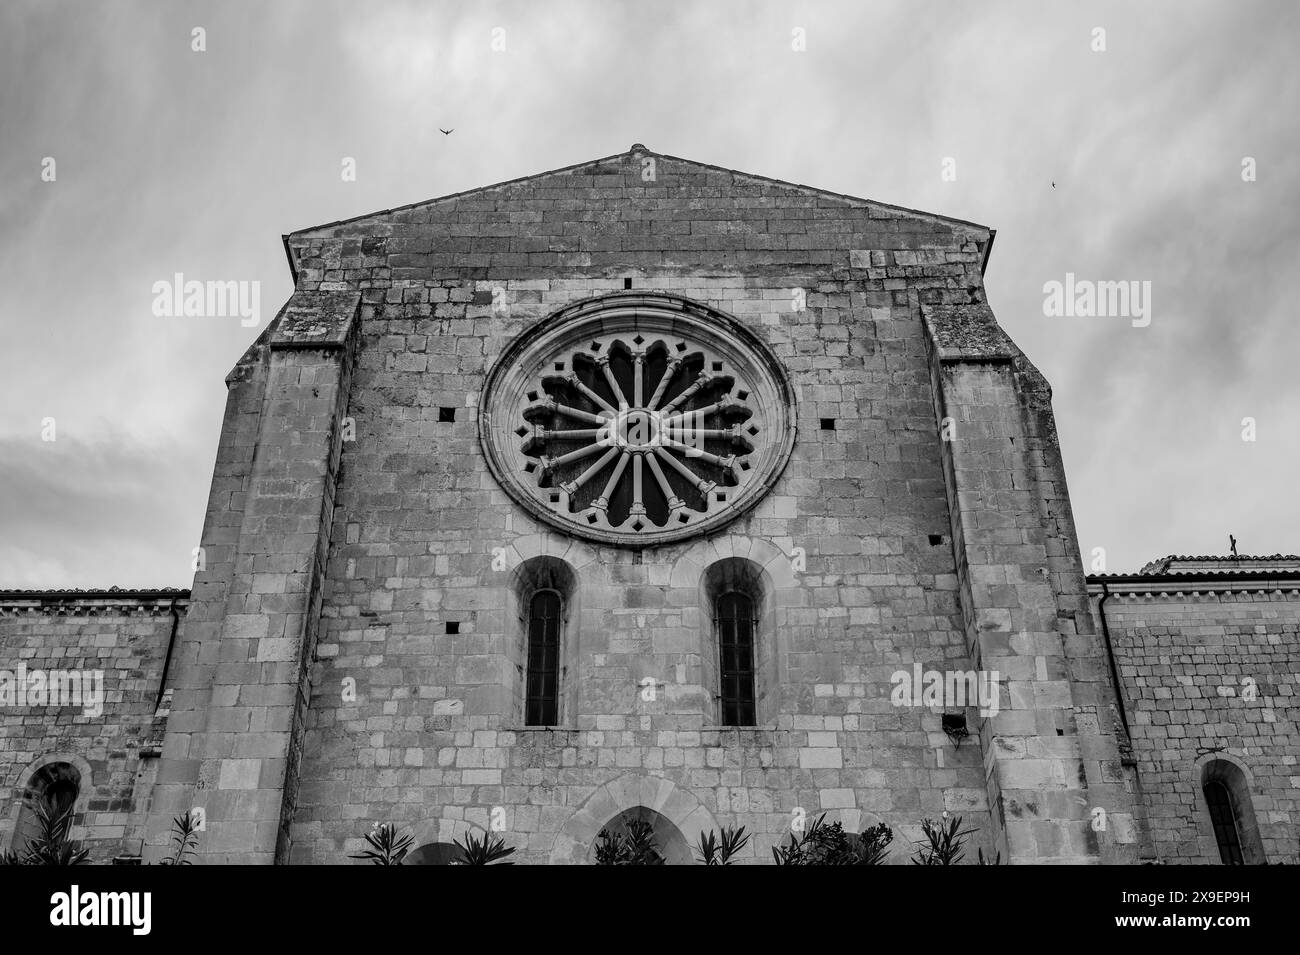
(1099, 586, 1300, 863)
(0, 593, 183, 861)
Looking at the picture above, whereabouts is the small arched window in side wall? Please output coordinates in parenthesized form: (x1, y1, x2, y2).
(13, 761, 81, 853)
(525, 589, 562, 726)
(1199, 757, 1265, 864)
(716, 591, 757, 726)
(403, 842, 461, 865)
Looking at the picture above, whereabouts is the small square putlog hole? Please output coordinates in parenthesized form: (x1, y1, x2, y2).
(942, 712, 969, 744)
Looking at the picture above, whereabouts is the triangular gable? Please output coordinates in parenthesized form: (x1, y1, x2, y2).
(286, 144, 991, 242)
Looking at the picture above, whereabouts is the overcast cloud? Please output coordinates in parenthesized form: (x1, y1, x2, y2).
(1, 0, 1296, 588)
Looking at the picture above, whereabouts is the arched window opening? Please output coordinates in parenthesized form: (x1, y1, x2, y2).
(13, 761, 81, 853)
(701, 556, 776, 727)
(591, 807, 693, 865)
(403, 842, 461, 866)
(526, 589, 562, 726)
(1203, 779, 1243, 865)
(716, 591, 756, 726)
(508, 556, 579, 728)
(1199, 757, 1265, 865)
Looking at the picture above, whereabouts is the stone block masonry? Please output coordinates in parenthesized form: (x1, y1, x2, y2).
(145, 291, 360, 863)
(921, 303, 1141, 863)
(0, 590, 186, 861)
(1096, 568, 1300, 864)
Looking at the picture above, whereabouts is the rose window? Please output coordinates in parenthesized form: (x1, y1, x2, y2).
(479, 293, 796, 547)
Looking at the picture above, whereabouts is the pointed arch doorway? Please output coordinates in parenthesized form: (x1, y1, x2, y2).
(591, 807, 692, 865)
(549, 773, 720, 865)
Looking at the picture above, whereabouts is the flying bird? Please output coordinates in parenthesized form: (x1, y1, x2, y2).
(1051, 181, 1056, 188)
(440, 128, 454, 136)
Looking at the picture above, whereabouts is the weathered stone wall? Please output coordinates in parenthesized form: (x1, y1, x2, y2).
(922, 313, 1139, 863)
(145, 292, 360, 864)
(282, 148, 1025, 864)
(144, 321, 276, 862)
(1098, 585, 1300, 863)
(0, 592, 184, 861)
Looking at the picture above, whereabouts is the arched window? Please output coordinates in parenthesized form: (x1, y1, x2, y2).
(508, 556, 578, 727)
(1199, 758, 1265, 864)
(526, 590, 562, 726)
(701, 557, 777, 727)
(13, 761, 81, 852)
(403, 842, 461, 866)
(716, 591, 756, 726)
(1203, 780, 1243, 865)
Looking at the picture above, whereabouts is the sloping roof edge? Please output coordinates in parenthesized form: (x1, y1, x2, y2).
(283, 144, 994, 243)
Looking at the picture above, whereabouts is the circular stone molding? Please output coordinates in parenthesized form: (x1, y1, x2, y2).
(479, 292, 796, 547)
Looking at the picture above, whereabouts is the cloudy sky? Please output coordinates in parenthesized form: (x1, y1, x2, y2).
(1, 0, 1296, 589)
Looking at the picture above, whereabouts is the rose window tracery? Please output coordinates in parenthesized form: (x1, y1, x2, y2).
(479, 293, 795, 546)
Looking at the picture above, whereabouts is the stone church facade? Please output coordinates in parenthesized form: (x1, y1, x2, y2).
(3, 147, 1296, 864)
